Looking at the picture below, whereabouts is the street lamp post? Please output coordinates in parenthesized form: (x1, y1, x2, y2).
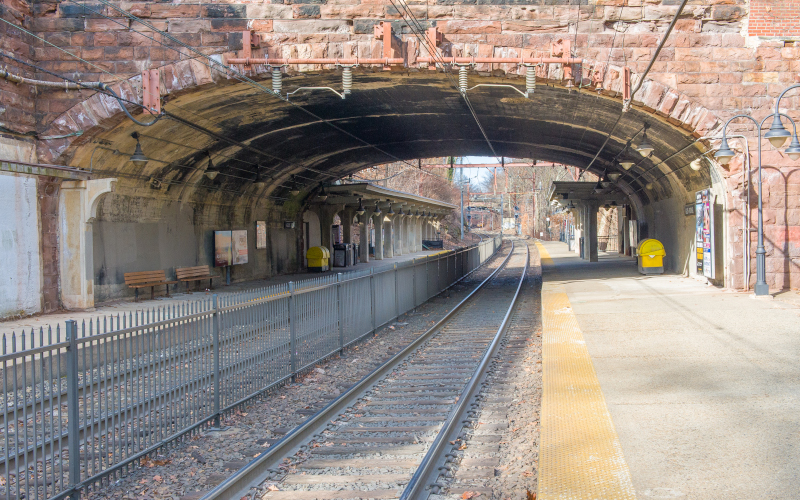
(715, 84, 800, 296)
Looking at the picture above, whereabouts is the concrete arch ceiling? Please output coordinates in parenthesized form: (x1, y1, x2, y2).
(67, 70, 712, 205)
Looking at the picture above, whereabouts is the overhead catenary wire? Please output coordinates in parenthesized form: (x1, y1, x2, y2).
(387, 0, 503, 163)
(578, 0, 687, 181)
(91, 0, 429, 177)
(3, 3, 421, 188)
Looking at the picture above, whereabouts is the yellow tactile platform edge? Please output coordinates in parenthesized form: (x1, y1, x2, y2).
(536, 242, 637, 500)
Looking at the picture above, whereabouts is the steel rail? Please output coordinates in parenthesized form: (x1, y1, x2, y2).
(200, 241, 516, 500)
(402, 242, 529, 499)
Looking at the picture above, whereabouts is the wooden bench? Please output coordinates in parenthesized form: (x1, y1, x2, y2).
(124, 270, 178, 302)
(176, 265, 217, 292)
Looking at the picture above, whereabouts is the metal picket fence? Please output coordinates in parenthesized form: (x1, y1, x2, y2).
(0, 237, 501, 500)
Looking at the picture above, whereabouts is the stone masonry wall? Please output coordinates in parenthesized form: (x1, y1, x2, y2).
(748, 0, 800, 37)
(4, 0, 800, 292)
(0, 0, 36, 134)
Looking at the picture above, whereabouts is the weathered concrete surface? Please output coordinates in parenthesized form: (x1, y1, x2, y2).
(0, 172, 42, 319)
(541, 240, 800, 499)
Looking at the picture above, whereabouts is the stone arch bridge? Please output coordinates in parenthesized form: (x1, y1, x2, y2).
(0, 0, 798, 315)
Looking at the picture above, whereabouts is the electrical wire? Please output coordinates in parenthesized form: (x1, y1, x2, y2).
(387, 0, 502, 162)
(91, 0, 428, 177)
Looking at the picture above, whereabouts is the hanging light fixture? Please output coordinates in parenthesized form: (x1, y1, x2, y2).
(785, 134, 800, 161)
(764, 114, 791, 148)
(387, 201, 395, 215)
(608, 172, 622, 181)
(566, 200, 576, 210)
(129, 132, 148, 167)
(593, 178, 604, 193)
(318, 183, 328, 201)
(600, 171, 611, 189)
(636, 123, 654, 156)
(398, 207, 404, 216)
(610, 201, 618, 207)
(415, 209, 420, 218)
(253, 167, 266, 189)
(645, 183, 654, 190)
(689, 157, 704, 171)
(356, 198, 365, 216)
(204, 151, 218, 180)
(374, 200, 382, 216)
(714, 137, 736, 165)
(289, 175, 300, 196)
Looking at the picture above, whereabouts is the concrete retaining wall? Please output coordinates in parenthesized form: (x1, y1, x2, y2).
(0, 172, 42, 319)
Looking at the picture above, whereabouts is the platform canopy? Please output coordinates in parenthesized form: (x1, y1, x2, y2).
(318, 182, 457, 217)
(548, 181, 630, 206)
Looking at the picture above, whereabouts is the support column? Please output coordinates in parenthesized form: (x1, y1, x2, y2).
(393, 215, 402, 256)
(617, 206, 625, 255)
(360, 208, 373, 263)
(622, 205, 632, 256)
(402, 215, 410, 254)
(373, 212, 384, 260)
(342, 208, 354, 244)
(318, 206, 341, 252)
(586, 200, 599, 262)
(572, 204, 583, 256)
(384, 215, 394, 259)
(58, 178, 116, 309)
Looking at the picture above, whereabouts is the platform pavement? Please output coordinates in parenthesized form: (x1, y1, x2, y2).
(537, 240, 800, 500)
(0, 249, 445, 339)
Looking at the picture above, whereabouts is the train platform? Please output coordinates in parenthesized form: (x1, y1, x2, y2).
(536, 240, 800, 499)
(0, 248, 446, 338)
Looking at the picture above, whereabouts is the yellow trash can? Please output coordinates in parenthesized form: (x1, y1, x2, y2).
(636, 239, 665, 275)
(306, 246, 330, 272)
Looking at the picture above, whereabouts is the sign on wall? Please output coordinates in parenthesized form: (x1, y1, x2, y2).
(232, 230, 249, 265)
(256, 221, 266, 249)
(214, 231, 232, 267)
(214, 230, 249, 266)
(695, 189, 715, 279)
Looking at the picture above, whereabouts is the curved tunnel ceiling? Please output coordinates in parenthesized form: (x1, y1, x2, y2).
(67, 70, 713, 206)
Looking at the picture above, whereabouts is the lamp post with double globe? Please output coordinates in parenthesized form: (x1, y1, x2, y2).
(714, 84, 800, 296)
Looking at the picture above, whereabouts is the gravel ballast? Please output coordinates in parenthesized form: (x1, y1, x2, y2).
(84, 243, 511, 500)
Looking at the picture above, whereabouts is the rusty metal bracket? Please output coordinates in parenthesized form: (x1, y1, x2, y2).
(622, 67, 632, 111)
(427, 26, 442, 48)
(374, 22, 394, 70)
(141, 69, 160, 114)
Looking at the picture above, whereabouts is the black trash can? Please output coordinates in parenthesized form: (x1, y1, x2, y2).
(579, 237, 585, 259)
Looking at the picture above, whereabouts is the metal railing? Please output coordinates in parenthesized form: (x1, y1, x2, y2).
(0, 237, 501, 500)
(597, 235, 620, 253)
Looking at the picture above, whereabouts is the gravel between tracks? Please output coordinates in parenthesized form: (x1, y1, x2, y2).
(83, 243, 511, 500)
(434, 240, 543, 500)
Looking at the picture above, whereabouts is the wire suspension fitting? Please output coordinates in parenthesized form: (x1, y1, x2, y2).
(341, 65, 353, 96)
(271, 66, 283, 95)
(524, 64, 537, 97)
(458, 64, 469, 94)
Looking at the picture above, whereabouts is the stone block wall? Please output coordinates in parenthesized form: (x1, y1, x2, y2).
(0, 0, 36, 134)
(3, 0, 800, 295)
(748, 0, 800, 37)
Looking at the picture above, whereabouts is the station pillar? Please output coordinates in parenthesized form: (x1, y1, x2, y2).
(342, 208, 354, 244)
(384, 215, 394, 259)
(393, 215, 402, 256)
(572, 203, 584, 257)
(584, 201, 599, 262)
(373, 212, 384, 260)
(360, 208, 373, 263)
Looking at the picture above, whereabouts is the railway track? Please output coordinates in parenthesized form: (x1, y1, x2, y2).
(201, 239, 530, 500)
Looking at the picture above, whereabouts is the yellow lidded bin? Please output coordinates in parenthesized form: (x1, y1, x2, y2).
(636, 239, 665, 274)
(306, 246, 330, 272)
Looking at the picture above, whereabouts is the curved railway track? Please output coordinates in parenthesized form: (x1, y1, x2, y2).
(202, 239, 530, 500)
